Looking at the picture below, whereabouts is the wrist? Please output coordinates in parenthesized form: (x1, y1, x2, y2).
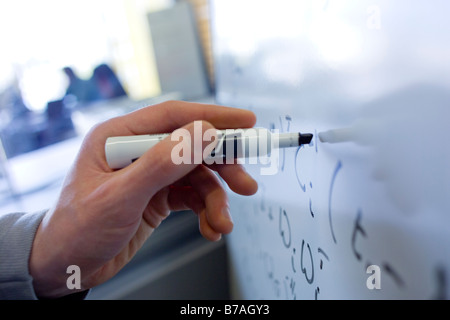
(29, 210, 83, 299)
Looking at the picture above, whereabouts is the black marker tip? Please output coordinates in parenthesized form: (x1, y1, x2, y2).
(299, 133, 313, 145)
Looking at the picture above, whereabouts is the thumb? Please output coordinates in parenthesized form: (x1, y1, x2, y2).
(118, 120, 218, 196)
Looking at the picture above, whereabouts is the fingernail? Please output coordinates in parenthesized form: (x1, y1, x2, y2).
(222, 206, 233, 223)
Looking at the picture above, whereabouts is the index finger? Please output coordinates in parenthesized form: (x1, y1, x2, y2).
(105, 100, 256, 138)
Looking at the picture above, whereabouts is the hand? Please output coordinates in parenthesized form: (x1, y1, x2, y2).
(29, 100, 258, 298)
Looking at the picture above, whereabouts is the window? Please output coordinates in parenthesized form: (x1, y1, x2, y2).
(0, 0, 173, 158)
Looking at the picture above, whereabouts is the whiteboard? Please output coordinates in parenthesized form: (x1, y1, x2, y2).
(211, 0, 450, 299)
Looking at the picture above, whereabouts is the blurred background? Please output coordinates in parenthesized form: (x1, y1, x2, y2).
(0, 0, 215, 159)
(0, 0, 231, 300)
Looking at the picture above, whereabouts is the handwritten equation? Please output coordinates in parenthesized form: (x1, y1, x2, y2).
(228, 113, 448, 300)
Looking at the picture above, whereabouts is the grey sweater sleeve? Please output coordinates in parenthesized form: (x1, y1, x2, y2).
(0, 210, 46, 300)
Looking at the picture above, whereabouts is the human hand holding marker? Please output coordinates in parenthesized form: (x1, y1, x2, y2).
(29, 100, 258, 298)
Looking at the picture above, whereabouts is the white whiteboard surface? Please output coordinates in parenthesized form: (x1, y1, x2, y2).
(211, 0, 450, 299)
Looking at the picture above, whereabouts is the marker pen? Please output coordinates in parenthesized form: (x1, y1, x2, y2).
(105, 128, 313, 169)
